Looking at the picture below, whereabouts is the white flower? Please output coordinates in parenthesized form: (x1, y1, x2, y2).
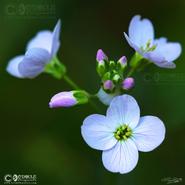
(81, 95, 165, 174)
(7, 20, 61, 78)
(124, 15, 182, 68)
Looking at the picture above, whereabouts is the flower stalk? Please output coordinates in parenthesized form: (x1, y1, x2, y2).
(44, 57, 66, 79)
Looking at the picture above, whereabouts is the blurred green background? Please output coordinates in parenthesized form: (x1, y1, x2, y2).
(0, 0, 185, 185)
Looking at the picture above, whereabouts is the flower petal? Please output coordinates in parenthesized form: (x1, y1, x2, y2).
(145, 38, 182, 68)
(154, 38, 182, 62)
(27, 31, 53, 54)
(49, 91, 77, 108)
(97, 88, 119, 106)
(124, 33, 142, 54)
(106, 95, 140, 129)
(132, 116, 165, 152)
(18, 48, 51, 78)
(152, 59, 176, 69)
(6, 55, 25, 78)
(51, 19, 61, 57)
(144, 51, 176, 69)
(128, 15, 154, 48)
(81, 114, 117, 150)
(102, 139, 139, 174)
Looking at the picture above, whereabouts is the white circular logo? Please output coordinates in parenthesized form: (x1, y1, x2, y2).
(4, 174, 12, 182)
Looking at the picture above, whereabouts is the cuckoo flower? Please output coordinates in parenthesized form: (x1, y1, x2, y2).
(81, 95, 165, 174)
(124, 15, 181, 68)
(7, 20, 61, 78)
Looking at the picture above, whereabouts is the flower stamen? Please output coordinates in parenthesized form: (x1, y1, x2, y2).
(114, 124, 132, 141)
(141, 39, 157, 52)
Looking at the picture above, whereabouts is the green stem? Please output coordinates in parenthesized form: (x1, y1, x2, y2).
(126, 67, 136, 77)
(63, 75, 80, 89)
(45, 57, 100, 111)
(63, 75, 100, 112)
(126, 52, 148, 77)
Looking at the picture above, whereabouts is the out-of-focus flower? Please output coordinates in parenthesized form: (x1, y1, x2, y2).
(122, 77, 135, 90)
(49, 90, 89, 108)
(81, 95, 165, 174)
(124, 15, 182, 68)
(7, 20, 61, 78)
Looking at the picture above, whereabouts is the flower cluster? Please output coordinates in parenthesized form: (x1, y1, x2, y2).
(96, 49, 135, 105)
(6, 15, 182, 174)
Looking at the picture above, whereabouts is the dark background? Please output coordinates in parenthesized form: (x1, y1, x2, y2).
(0, 0, 184, 185)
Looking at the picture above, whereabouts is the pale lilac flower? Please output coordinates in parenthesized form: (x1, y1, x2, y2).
(122, 77, 135, 90)
(124, 15, 182, 68)
(7, 20, 61, 78)
(49, 91, 77, 108)
(81, 95, 165, 174)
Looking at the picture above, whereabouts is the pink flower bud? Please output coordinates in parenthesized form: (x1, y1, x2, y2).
(96, 49, 108, 63)
(103, 80, 115, 91)
(49, 91, 77, 108)
(122, 77, 135, 90)
(118, 56, 127, 65)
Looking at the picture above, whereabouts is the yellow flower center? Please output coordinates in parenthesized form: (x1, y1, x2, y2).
(114, 124, 132, 141)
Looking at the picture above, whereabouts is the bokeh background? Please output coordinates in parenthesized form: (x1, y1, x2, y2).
(0, 0, 185, 185)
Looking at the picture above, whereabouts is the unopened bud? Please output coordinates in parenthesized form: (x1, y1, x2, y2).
(102, 72, 111, 81)
(96, 49, 108, 76)
(109, 60, 116, 68)
(122, 77, 135, 90)
(103, 80, 115, 91)
(118, 56, 127, 69)
(49, 90, 88, 108)
(113, 74, 121, 83)
(96, 49, 108, 63)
